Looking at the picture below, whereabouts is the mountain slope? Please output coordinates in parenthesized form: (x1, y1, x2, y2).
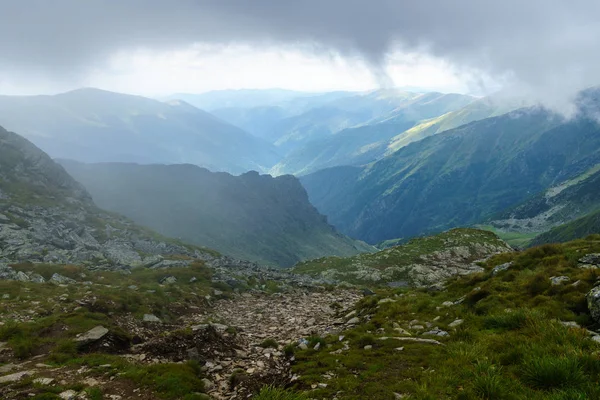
(293, 228, 512, 286)
(301, 106, 600, 244)
(270, 92, 476, 175)
(530, 208, 600, 245)
(0, 125, 222, 270)
(0, 88, 279, 174)
(60, 161, 374, 267)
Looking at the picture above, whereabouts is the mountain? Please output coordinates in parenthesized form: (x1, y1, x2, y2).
(0, 88, 279, 174)
(270, 92, 478, 175)
(488, 163, 600, 238)
(293, 228, 512, 286)
(530, 208, 600, 245)
(301, 105, 600, 244)
(0, 124, 225, 270)
(60, 160, 374, 267)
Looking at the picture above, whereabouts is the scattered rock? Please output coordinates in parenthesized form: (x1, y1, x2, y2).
(587, 286, 600, 323)
(34, 377, 55, 385)
(492, 262, 513, 275)
(0, 370, 35, 383)
(550, 276, 570, 285)
(347, 317, 360, 325)
(160, 276, 177, 284)
(423, 328, 449, 337)
(58, 389, 78, 400)
(49, 273, 76, 285)
(143, 314, 161, 323)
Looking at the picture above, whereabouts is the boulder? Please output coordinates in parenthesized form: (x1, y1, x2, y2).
(550, 276, 570, 286)
(75, 326, 109, 346)
(143, 314, 161, 323)
(160, 276, 177, 284)
(49, 273, 76, 285)
(492, 262, 513, 275)
(587, 286, 600, 323)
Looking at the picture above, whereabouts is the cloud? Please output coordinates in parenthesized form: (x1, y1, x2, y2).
(2, 0, 600, 107)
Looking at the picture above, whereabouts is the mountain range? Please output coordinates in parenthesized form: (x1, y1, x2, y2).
(0, 88, 279, 174)
(59, 160, 373, 267)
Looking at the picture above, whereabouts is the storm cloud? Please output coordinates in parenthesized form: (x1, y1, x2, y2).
(2, 0, 600, 104)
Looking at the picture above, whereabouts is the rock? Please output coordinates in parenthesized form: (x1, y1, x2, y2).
(49, 273, 76, 285)
(213, 289, 223, 296)
(550, 276, 570, 285)
(143, 314, 161, 323)
(298, 343, 308, 350)
(313, 342, 321, 350)
(34, 377, 55, 385)
(448, 319, 464, 328)
(587, 286, 600, 323)
(492, 262, 513, 275)
(579, 254, 600, 268)
(15, 271, 30, 282)
(347, 317, 360, 325)
(0, 370, 35, 383)
(560, 321, 581, 329)
(592, 336, 600, 344)
(363, 345, 373, 350)
(160, 276, 177, 284)
(189, 277, 197, 283)
(423, 328, 449, 337)
(75, 325, 109, 346)
(2, 294, 9, 299)
(29, 273, 45, 283)
(441, 301, 454, 307)
(202, 378, 215, 391)
(378, 337, 444, 345)
(378, 298, 396, 304)
(362, 288, 375, 296)
(58, 390, 78, 400)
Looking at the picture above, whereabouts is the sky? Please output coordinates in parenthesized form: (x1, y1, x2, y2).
(1, 0, 600, 112)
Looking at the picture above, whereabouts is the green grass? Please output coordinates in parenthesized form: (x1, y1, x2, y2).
(293, 228, 510, 285)
(477, 224, 540, 248)
(254, 386, 308, 400)
(284, 238, 600, 399)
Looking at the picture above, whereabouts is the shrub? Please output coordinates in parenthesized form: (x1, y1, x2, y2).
(253, 386, 308, 400)
(521, 356, 586, 391)
(483, 310, 528, 331)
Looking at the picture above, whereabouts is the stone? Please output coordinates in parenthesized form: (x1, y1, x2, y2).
(363, 345, 373, 350)
(347, 317, 360, 325)
(49, 273, 76, 285)
(550, 276, 570, 285)
(591, 336, 600, 344)
(143, 314, 161, 323)
(587, 286, 600, 323)
(58, 390, 78, 400)
(0, 370, 35, 383)
(560, 321, 581, 329)
(75, 326, 109, 346)
(213, 289, 223, 296)
(492, 262, 513, 275)
(362, 288, 375, 296)
(314, 342, 321, 350)
(579, 254, 600, 267)
(378, 298, 396, 304)
(423, 328, 449, 337)
(441, 301, 454, 307)
(160, 276, 177, 284)
(202, 378, 215, 391)
(2, 294, 9, 299)
(34, 377, 55, 385)
(448, 319, 464, 328)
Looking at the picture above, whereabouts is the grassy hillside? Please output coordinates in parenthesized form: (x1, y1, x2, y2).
(293, 228, 512, 286)
(531, 209, 600, 246)
(302, 107, 600, 244)
(285, 236, 600, 399)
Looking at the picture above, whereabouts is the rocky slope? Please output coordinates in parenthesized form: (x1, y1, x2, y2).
(59, 160, 373, 267)
(293, 228, 513, 286)
(0, 88, 279, 174)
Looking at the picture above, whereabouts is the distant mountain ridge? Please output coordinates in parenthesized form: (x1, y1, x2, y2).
(0, 88, 279, 174)
(60, 160, 374, 266)
(301, 103, 600, 244)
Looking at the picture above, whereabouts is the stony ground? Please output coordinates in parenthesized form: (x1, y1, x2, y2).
(193, 289, 362, 399)
(0, 283, 362, 400)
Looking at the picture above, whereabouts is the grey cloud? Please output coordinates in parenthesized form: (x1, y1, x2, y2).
(2, 0, 600, 104)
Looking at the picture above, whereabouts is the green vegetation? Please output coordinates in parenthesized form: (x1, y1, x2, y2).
(301, 109, 600, 244)
(293, 228, 510, 285)
(284, 237, 600, 399)
(253, 386, 308, 400)
(476, 224, 540, 248)
(532, 212, 600, 246)
(259, 338, 279, 349)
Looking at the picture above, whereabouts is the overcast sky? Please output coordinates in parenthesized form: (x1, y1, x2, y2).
(1, 0, 599, 110)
